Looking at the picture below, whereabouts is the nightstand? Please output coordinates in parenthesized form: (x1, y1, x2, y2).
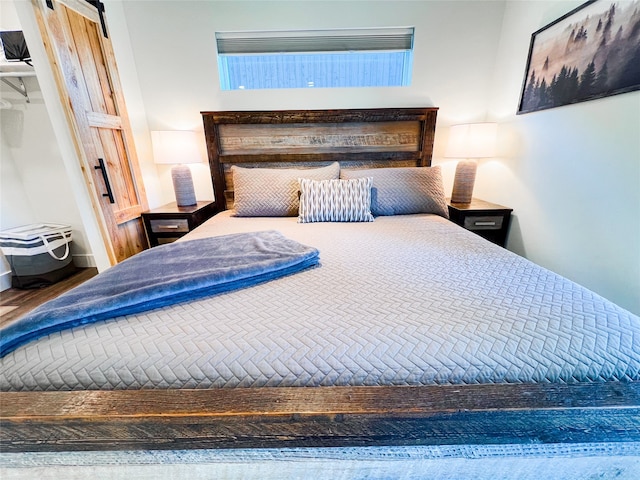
(447, 199, 513, 247)
(142, 201, 217, 247)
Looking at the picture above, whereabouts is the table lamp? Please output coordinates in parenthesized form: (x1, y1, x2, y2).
(151, 130, 202, 207)
(445, 123, 497, 204)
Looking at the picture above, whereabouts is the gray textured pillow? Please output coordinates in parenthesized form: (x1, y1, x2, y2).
(298, 177, 374, 223)
(232, 162, 340, 216)
(340, 166, 449, 218)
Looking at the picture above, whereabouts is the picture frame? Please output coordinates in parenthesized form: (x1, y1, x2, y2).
(517, 0, 640, 114)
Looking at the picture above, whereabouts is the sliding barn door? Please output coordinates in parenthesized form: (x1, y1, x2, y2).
(33, 0, 148, 264)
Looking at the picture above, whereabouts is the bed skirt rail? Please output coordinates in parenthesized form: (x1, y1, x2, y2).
(1, 382, 639, 452)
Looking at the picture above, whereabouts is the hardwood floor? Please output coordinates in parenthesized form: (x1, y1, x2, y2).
(0, 268, 98, 327)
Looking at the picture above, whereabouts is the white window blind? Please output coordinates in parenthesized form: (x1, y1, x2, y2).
(216, 27, 414, 91)
(216, 27, 414, 54)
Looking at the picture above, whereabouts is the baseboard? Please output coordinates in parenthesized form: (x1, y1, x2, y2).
(71, 254, 96, 269)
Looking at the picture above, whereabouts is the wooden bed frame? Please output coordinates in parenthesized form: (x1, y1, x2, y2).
(1, 107, 638, 452)
(202, 107, 438, 212)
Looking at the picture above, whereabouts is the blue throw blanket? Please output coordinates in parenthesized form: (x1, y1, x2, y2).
(0, 231, 319, 357)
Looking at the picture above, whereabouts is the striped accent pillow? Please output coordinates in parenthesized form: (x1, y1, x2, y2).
(298, 178, 374, 223)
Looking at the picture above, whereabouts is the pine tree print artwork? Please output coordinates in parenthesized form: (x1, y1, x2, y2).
(519, 0, 640, 114)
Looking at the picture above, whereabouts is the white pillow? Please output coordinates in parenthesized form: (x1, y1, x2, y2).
(298, 177, 374, 223)
(340, 166, 449, 218)
(232, 162, 340, 216)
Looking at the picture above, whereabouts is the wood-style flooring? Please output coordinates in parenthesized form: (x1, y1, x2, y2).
(0, 268, 98, 327)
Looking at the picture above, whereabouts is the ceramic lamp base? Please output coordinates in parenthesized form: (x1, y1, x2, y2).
(450, 160, 477, 204)
(171, 164, 197, 207)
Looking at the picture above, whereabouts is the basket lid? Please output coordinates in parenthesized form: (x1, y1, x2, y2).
(0, 223, 72, 241)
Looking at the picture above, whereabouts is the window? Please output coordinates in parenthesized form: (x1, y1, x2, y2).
(216, 28, 414, 90)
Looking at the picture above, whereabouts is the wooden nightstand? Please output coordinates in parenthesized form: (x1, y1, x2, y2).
(142, 201, 217, 247)
(447, 199, 513, 247)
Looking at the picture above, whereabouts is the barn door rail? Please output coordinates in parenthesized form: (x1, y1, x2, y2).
(46, 1, 108, 39)
(86, 0, 108, 38)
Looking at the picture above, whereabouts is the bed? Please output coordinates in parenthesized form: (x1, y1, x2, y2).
(1, 108, 639, 468)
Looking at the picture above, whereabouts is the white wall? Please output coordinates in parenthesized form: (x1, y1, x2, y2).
(0, 107, 35, 228)
(114, 0, 506, 199)
(482, 0, 640, 314)
(0, 100, 35, 290)
(0, 75, 95, 263)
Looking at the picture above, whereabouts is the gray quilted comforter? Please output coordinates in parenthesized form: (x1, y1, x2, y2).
(1, 212, 638, 391)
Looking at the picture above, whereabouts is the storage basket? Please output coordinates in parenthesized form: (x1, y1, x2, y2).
(0, 223, 76, 288)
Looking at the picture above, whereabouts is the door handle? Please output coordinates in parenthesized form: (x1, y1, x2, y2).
(95, 158, 115, 204)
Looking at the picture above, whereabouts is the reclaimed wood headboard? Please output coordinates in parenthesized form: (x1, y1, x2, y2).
(201, 108, 438, 211)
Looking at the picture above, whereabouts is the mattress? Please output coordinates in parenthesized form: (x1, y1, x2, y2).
(1, 212, 638, 391)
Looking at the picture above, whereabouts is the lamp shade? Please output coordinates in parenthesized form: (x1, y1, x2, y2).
(445, 123, 497, 159)
(150, 130, 203, 165)
(151, 130, 202, 207)
(445, 123, 497, 205)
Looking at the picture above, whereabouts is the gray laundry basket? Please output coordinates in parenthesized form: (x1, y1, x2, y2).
(0, 223, 76, 288)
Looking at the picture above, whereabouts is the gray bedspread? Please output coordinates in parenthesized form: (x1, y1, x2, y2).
(1, 212, 638, 391)
(0, 230, 319, 357)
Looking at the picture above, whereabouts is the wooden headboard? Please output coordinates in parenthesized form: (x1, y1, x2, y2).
(201, 107, 438, 211)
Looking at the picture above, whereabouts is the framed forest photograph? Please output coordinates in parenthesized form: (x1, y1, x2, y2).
(518, 0, 640, 114)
